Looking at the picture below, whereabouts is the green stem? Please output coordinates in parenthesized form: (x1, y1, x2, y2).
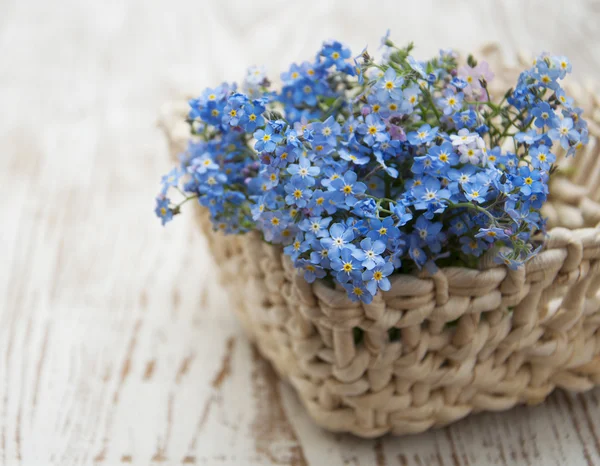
(443, 199, 497, 224)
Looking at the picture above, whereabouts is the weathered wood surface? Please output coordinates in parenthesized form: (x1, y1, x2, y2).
(1, 0, 599, 464)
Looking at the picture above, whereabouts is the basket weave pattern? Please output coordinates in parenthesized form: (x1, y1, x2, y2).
(162, 45, 600, 437)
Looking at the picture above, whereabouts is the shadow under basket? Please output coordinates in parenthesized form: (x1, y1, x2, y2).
(160, 45, 600, 437)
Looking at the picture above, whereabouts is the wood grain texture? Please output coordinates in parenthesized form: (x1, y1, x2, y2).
(0, 0, 599, 464)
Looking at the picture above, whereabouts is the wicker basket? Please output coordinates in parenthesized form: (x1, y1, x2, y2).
(160, 45, 600, 437)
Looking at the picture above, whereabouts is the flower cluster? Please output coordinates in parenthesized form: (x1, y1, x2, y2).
(155, 34, 588, 303)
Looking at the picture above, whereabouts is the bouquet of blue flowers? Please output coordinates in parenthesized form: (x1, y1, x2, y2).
(155, 33, 588, 305)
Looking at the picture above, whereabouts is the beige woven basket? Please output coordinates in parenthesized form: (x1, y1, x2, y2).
(160, 45, 600, 437)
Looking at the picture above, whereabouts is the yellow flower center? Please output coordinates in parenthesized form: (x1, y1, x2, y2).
(373, 271, 383, 281)
(249, 114, 256, 121)
(379, 227, 387, 235)
(343, 263, 353, 272)
(385, 81, 394, 90)
(342, 185, 353, 194)
(332, 52, 340, 59)
(524, 177, 533, 185)
(293, 189, 303, 199)
(229, 109, 237, 117)
(368, 126, 378, 135)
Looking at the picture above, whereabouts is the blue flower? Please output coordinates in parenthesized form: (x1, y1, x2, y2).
(449, 217, 468, 236)
(451, 77, 467, 89)
(530, 145, 555, 170)
(222, 93, 247, 127)
(475, 227, 509, 243)
(299, 216, 332, 238)
(340, 148, 370, 166)
(411, 153, 443, 176)
(188, 154, 218, 175)
(254, 125, 283, 152)
(292, 78, 323, 106)
(515, 129, 542, 145)
(555, 89, 574, 109)
(160, 168, 182, 193)
(463, 183, 488, 203)
(296, 259, 327, 283)
(362, 262, 394, 295)
(367, 217, 400, 242)
(408, 237, 427, 267)
(407, 124, 438, 145)
(320, 223, 355, 256)
(284, 233, 310, 261)
(413, 216, 443, 251)
(452, 110, 476, 129)
(287, 158, 320, 187)
(155, 197, 174, 225)
(402, 84, 421, 112)
(459, 236, 485, 257)
(411, 177, 450, 213)
(391, 204, 413, 227)
(352, 237, 386, 269)
(240, 100, 265, 132)
(329, 171, 367, 207)
(494, 250, 523, 270)
(533, 62, 560, 90)
(320, 40, 352, 71)
(531, 102, 553, 128)
(358, 114, 388, 146)
(284, 179, 312, 207)
(438, 89, 463, 116)
(376, 68, 404, 101)
(312, 116, 341, 146)
(548, 117, 578, 149)
(431, 142, 459, 166)
(343, 281, 373, 303)
(331, 247, 363, 283)
(513, 166, 545, 197)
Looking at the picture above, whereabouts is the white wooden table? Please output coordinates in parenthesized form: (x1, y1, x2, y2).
(1, 1, 599, 464)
